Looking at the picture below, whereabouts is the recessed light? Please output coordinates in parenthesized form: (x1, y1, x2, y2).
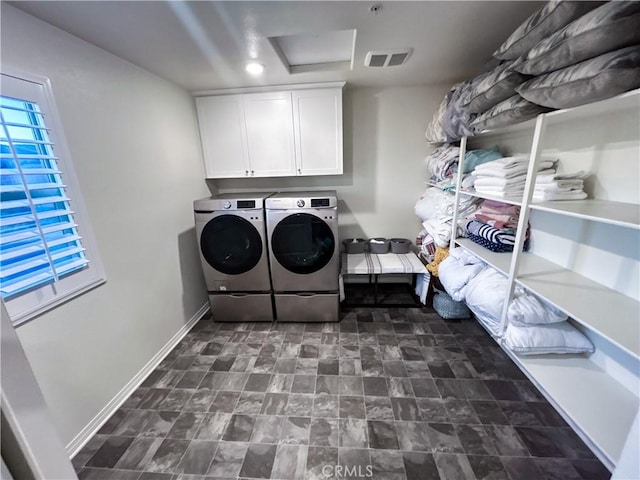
(246, 62, 264, 75)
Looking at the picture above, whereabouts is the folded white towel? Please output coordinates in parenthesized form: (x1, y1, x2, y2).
(535, 180, 584, 192)
(474, 161, 555, 179)
(474, 155, 557, 171)
(474, 176, 526, 188)
(532, 190, 588, 202)
(535, 170, 586, 184)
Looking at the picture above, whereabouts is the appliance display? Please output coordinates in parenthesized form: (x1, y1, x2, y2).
(266, 190, 339, 322)
(194, 192, 275, 322)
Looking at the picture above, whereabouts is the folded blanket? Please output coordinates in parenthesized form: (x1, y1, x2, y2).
(475, 213, 518, 230)
(466, 219, 516, 245)
(480, 200, 520, 216)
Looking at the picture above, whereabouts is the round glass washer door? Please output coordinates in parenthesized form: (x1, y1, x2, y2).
(271, 213, 335, 274)
(200, 215, 263, 275)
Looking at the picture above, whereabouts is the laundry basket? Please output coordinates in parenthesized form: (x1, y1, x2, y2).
(432, 288, 471, 320)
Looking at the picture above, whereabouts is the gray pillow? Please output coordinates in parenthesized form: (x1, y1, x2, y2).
(470, 95, 551, 133)
(460, 61, 529, 114)
(441, 82, 477, 142)
(516, 45, 640, 109)
(425, 94, 448, 143)
(494, 0, 605, 60)
(517, 1, 640, 75)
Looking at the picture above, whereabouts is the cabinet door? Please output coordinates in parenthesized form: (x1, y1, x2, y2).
(196, 95, 250, 178)
(292, 88, 343, 176)
(243, 92, 297, 177)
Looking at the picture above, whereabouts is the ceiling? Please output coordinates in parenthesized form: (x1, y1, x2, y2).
(9, 1, 543, 92)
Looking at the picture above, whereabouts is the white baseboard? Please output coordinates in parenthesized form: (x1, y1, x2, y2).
(65, 302, 210, 457)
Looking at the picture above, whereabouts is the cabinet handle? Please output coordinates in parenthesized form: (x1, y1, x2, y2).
(298, 168, 302, 174)
(245, 170, 249, 176)
(251, 170, 255, 176)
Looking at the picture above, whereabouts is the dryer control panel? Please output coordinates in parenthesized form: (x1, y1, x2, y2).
(266, 190, 338, 210)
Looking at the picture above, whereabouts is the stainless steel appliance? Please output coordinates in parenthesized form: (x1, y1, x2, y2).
(194, 192, 275, 322)
(266, 190, 339, 322)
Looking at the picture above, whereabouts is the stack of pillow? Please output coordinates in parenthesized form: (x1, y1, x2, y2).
(437, 248, 595, 355)
(425, 0, 640, 142)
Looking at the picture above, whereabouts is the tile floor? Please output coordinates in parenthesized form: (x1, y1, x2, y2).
(73, 286, 610, 480)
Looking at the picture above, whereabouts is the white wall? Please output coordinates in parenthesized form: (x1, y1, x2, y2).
(1, 5, 210, 447)
(213, 85, 449, 243)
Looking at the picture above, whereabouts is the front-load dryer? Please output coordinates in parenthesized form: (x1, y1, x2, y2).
(266, 190, 339, 322)
(194, 192, 275, 322)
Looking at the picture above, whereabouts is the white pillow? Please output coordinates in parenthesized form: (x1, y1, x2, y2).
(508, 288, 567, 326)
(438, 256, 485, 302)
(504, 321, 594, 355)
(464, 267, 509, 326)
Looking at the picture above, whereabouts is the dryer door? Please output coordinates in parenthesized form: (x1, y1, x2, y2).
(200, 215, 263, 275)
(270, 213, 335, 274)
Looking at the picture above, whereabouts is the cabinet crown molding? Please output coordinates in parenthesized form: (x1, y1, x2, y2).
(193, 81, 346, 97)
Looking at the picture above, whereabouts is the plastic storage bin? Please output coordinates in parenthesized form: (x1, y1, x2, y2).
(390, 238, 411, 254)
(343, 238, 366, 254)
(368, 238, 389, 254)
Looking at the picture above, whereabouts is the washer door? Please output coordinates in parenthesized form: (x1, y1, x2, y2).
(271, 213, 335, 274)
(200, 215, 263, 275)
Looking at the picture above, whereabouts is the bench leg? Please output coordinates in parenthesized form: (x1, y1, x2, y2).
(373, 274, 378, 305)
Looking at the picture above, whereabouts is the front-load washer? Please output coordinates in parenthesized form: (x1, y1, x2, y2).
(194, 192, 275, 322)
(266, 190, 339, 322)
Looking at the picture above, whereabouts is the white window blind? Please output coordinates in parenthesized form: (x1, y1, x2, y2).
(1, 71, 104, 324)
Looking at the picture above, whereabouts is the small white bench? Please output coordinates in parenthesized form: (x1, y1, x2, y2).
(340, 252, 430, 307)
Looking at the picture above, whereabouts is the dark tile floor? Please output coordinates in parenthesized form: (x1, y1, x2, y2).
(73, 285, 610, 480)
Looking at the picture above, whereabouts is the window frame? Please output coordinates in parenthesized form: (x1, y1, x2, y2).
(1, 68, 105, 326)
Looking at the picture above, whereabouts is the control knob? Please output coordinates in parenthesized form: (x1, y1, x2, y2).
(296, 199, 305, 208)
(223, 201, 232, 209)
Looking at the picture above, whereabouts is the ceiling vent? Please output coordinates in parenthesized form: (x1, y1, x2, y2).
(364, 49, 412, 67)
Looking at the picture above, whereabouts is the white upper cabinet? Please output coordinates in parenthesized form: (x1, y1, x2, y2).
(195, 83, 344, 179)
(243, 91, 297, 177)
(293, 88, 343, 176)
(196, 95, 250, 178)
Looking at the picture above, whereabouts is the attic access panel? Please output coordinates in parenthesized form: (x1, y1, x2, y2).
(269, 29, 356, 73)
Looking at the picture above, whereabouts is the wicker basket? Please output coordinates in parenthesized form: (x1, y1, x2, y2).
(432, 289, 471, 319)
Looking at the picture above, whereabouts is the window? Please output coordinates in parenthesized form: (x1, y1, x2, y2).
(1, 71, 104, 325)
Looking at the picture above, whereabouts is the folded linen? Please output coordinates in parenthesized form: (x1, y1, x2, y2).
(466, 219, 516, 246)
(532, 190, 588, 202)
(535, 170, 586, 184)
(475, 213, 518, 230)
(480, 201, 520, 215)
(474, 161, 555, 179)
(535, 180, 584, 191)
(474, 176, 526, 188)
